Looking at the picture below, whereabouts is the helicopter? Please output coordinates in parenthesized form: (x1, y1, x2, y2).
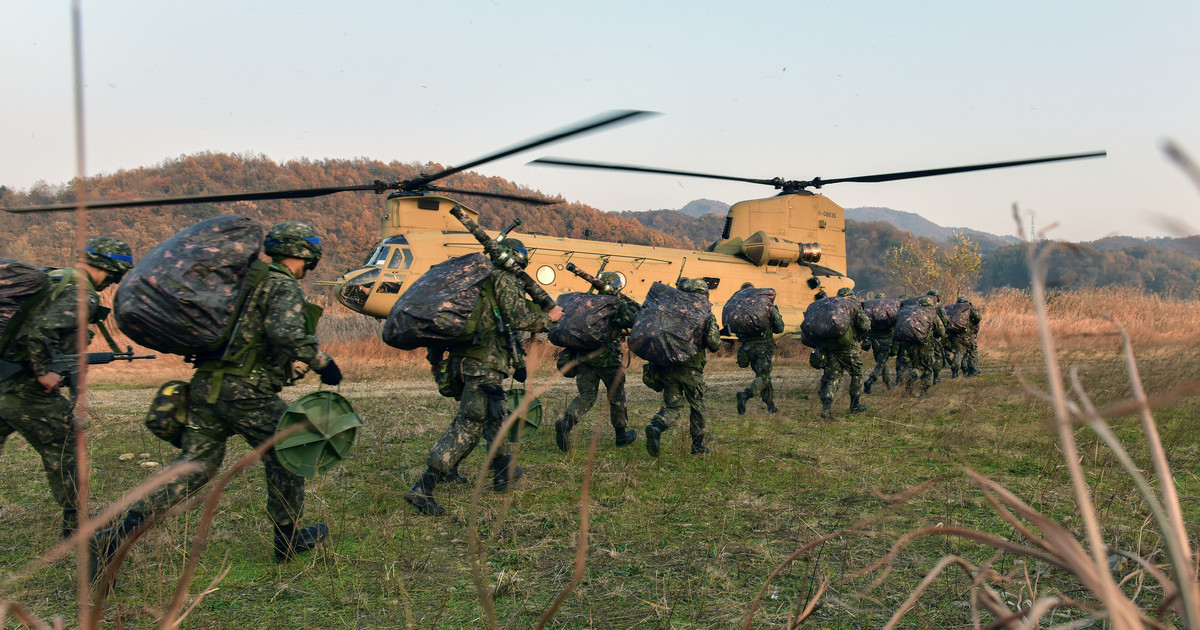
(4, 112, 1104, 333)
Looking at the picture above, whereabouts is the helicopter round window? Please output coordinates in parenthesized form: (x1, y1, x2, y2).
(536, 265, 556, 284)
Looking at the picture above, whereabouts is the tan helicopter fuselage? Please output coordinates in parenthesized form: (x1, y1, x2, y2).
(330, 193, 856, 333)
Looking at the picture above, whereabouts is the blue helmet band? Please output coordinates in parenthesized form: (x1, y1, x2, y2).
(265, 236, 321, 247)
(84, 248, 133, 263)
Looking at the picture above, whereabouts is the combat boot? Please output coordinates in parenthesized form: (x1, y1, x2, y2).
(440, 466, 468, 484)
(766, 400, 779, 414)
(405, 468, 445, 516)
(849, 397, 868, 415)
(554, 416, 573, 452)
(644, 420, 666, 457)
(615, 429, 638, 447)
(89, 511, 145, 587)
(736, 391, 749, 415)
(863, 376, 874, 395)
(492, 455, 524, 492)
(273, 522, 329, 563)
(62, 507, 78, 540)
(819, 401, 833, 421)
(690, 436, 710, 455)
(951, 366, 959, 378)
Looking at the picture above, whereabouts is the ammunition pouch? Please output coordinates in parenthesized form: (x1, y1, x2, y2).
(809, 348, 825, 370)
(435, 356, 465, 399)
(642, 363, 664, 392)
(556, 350, 578, 379)
(145, 380, 189, 447)
(736, 345, 750, 369)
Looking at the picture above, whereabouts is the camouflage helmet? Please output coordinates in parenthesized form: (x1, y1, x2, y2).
(926, 289, 940, 302)
(82, 236, 134, 278)
(499, 238, 529, 269)
(836, 287, 853, 298)
(598, 271, 624, 290)
(740, 282, 755, 290)
(265, 221, 322, 270)
(957, 296, 970, 304)
(677, 277, 709, 296)
(918, 296, 934, 307)
(873, 292, 886, 299)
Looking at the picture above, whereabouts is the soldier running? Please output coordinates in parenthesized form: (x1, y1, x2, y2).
(0, 237, 133, 539)
(554, 271, 640, 451)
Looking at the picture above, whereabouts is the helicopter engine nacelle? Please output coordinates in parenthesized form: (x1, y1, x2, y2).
(740, 230, 822, 267)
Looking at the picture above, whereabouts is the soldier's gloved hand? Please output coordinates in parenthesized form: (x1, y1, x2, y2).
(315, 359, 343, 386)
(513, 367, 527, 383)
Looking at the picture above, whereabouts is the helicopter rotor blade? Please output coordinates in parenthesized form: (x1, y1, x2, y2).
(425, 186, 561, 206)
(529, 157, 778, 187)
(811, 151, 1107, 188)
(2, 183, 392, 213)
(409, 109, 657, 189)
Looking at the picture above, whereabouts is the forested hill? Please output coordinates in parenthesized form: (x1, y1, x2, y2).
(0, 152, 690, 284)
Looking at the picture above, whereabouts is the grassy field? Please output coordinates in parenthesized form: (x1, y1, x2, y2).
(2, 288, 1200, 628)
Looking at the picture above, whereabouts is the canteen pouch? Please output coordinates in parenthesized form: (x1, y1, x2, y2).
(145, 380, 190, 447)
(435, 357, 464, 399)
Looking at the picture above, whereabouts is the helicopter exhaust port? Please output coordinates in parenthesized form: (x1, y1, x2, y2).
(740, 230, 822, 266)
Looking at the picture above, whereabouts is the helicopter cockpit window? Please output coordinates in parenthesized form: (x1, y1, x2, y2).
(368, 246, 392, 266)
(536, 265, 556, 284)
(386, 247, 413, 270)
(376, 275, 404, 294)
(338, 268, 380, 309)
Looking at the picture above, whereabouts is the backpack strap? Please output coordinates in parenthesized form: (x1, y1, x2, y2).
(192, 260, 273, 403)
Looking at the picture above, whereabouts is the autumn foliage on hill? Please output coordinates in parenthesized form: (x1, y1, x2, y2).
(0, 152, 688, 283)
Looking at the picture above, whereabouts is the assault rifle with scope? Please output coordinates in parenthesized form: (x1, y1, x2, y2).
(565, 263, 640, 307)
(447, 204, 556, 312)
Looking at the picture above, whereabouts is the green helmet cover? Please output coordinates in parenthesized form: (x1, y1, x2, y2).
(265, 221, 323, 270)
(83, 236, 134, 278)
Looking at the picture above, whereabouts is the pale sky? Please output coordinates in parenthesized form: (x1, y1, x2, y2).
(3, 1, 1198, 242)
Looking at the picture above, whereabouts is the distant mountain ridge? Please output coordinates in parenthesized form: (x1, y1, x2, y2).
(845, 206, 1020, 248)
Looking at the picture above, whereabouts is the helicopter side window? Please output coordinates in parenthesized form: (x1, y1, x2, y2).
(400, 248, 414, 270)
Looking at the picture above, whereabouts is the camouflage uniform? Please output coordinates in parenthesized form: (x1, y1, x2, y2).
(903, 298, 947, 397)
(556, 295, 640, 450)
(0, 237, 131, 537)
(816, 308, 871, 418)
(407, 252, 552, 515)
(948, 299, 983, 377)
(645, 278, 722, 456)
(0, 269, 98, 527)
(735, 305, 785, 414)
(925, 291, 951, 384)
(94, 223, 337, 570)
(129, 262, 332, 526)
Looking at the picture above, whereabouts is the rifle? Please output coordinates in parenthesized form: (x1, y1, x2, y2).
(78, 349, 158, 365)
(447, 205, 556, 312)
(565, 263, 640, 307)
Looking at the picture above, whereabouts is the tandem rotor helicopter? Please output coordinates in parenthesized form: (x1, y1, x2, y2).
(5, 110, 1104, 332)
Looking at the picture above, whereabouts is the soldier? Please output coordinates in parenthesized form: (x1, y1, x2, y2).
(815, 292, 871, 420)
(405, 238, 561, 516)
(734, 282, 786, 415)
(554, 271, 640, 451)
(925, 289, 951, 384)
(92, 222, 343, 572)
(644, 278, 721, 457)
(0, 237, 133, 538)
(862, 292, 895, 394)
(948, 297, 983, 377)
(904, 297, 947, 397)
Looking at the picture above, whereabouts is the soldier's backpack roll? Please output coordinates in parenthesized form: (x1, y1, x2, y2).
(722, 287, 777, 337)
(862, 298, 902, 332)
(0, 258, 50, 346)
(629, 282, 710, 365)
(894, 305, 936, 343)
(382, 252, 493, 350)
(114, 216, 265, 355)
(547, 292, 619, 351)
(799, 296, 858, 345)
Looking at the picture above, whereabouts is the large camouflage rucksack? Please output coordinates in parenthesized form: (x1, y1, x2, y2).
(547, 292, 619, 351)
(114, 216, 268, 355)
(944, 302, 973, 334)
(629, 282, 711, 366)
(0, 258, 50, 352)
(721, 287, 777, 337)
(861, 298, 902, 332)
(382, 253, 493, 350)
(894, 305, 936, 343)
(799, 296, 858, 346)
